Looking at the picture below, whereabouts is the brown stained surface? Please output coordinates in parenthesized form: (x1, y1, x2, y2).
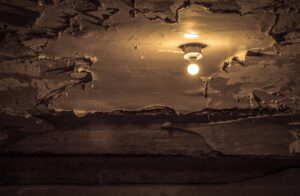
(0, 185, 300, 196)
(0, 0, 300, 190)
(0, 0, 299, 157)
(0, 0, 299, 112)
(0, 109, 299, 156)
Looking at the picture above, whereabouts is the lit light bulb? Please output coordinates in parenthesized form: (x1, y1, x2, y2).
(187, 63, 200, 75)
(184, 32, 199, 39)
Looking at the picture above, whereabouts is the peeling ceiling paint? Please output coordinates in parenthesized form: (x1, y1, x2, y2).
(0, 0, 299, 113)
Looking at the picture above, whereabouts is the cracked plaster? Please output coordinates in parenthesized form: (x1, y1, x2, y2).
(0, 0, 299, 113)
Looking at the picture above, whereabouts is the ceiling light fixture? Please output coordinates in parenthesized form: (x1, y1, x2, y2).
(180, 43, 206, 61)
(179, 43, 207, 76)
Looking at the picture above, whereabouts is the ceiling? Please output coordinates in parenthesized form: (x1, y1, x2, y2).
(0, 0, 299, 113)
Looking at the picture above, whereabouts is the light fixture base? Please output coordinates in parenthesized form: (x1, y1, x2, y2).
(180, 43, 207, 61)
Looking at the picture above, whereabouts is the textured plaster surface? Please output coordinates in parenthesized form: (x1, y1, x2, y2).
(0, 0, 299, 112)
(1, 1, 300, 189)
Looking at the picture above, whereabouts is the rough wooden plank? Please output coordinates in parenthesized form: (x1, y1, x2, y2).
(0, 129, 215, 156)
(1, 114, 298, 156)
(0, 156, 300, 185)
(0, 185, 300, 196)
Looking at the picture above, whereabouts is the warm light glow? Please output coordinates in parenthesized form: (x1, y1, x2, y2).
(187, 63, 200, 75)
(184, 32, 199, 39)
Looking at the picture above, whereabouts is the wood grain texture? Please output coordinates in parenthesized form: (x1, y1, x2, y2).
(0, 113, 298, 156)
(0, 156, 300, 185)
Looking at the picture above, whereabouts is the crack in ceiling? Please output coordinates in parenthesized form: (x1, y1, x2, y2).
(0, 0, 299, 113)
